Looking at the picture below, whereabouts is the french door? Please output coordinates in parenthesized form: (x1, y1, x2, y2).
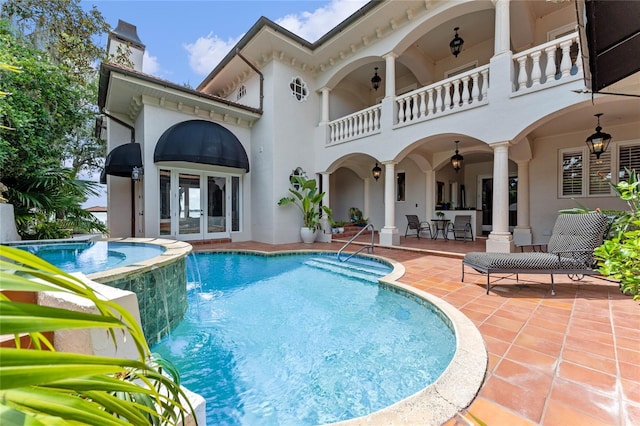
(476, 174, 518, 235)
(160, 169, 240, 240)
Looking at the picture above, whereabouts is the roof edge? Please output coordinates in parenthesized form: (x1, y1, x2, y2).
(196, 0, 384, 90)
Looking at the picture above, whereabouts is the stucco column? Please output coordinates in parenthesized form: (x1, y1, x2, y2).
(425, 170, 436, 221)
(494, 0, 511, 55)
(363, 177, 371, 221)
(320, 87, 330, 123)
(486, 142, 514, 252)
(380, 53, 398, 134)
(379, 161, 400, 246)
(513, 160, 532, 246)
(383, 53, 397, 99)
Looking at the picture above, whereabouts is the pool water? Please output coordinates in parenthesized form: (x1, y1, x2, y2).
(14, 241, 166, 275)
(152, 253, 456, 425)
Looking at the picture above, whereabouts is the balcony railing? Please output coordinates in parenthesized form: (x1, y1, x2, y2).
(325, 32, 583, 146)
(327, 103, 381, 145)
(512, 32, 581, 95)
(395, 65, 489, 127)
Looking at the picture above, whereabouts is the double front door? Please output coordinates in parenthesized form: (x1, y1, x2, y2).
(160, 169, 240, 240)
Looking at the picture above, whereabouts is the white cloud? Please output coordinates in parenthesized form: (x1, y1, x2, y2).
(184, 0, 367, 77)
(276, 0, 368, 42)
(142, 50, 161, 75)
(184, 33, 244, 77)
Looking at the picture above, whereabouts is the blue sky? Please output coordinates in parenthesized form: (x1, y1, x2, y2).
(81, 0, 368, 207)
(85, 0, 368, 87)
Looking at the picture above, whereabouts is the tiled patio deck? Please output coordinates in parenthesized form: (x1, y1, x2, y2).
(191, 236, 640, 425)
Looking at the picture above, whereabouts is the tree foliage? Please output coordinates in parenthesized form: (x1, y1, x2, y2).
(0, 20, 106, 237)
(1, 0, 110, 86)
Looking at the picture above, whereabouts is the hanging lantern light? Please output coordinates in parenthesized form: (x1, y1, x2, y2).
(451, 141, 464, 172)
(371, 67, 381, 91)
(372, 162, 382, 181)
(450, 27, 464, 57)
(585, 113, 612, 159)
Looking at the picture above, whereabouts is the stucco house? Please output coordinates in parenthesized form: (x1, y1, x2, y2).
(98, 0, 639, 252)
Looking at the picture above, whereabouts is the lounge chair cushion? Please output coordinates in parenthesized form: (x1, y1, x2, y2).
(464, 251, 587, 272)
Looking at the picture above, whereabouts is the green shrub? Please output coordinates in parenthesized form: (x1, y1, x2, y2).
(593, 169, 640, 301)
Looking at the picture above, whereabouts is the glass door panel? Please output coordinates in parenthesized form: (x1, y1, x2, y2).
(159, 170, 171, 236)
(206, 176, 226, 234)
(178, 173, 201, 236)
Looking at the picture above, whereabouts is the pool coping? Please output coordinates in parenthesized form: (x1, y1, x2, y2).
(195, 249, 487, 426)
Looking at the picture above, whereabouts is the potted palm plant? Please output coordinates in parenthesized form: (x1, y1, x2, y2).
(278, 175, 332, 243)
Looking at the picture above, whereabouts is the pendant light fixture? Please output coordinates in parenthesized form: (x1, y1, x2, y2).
(371, 67, 381, 91)
(451, 141, 463, 172)
(585, 113, 612, 159)
(372, 162, 382, 181)
(450, 27, 464, 57)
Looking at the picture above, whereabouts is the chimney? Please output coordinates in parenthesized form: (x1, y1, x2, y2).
(107, 20, 145, 71)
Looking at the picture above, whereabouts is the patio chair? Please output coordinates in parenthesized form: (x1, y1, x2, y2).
(405, 214, 432, 239)
(447, 215, 473, 242)
(461, 212, 608, 295)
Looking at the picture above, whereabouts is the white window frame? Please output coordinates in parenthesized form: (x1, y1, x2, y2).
(558, 148, 585, 198)
(615, 139, 640, 182)
(557, 143, 639, 198)
(445, 61, 478, 79)
(548, 23, 577, 41)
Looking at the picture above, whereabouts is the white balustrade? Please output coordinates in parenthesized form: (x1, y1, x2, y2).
(394, 65, 489, 126)
(327, 104, 382, 145)
(512, 32, 581, 93)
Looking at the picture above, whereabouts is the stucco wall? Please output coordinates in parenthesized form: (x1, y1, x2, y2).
(269, 61, 323, 244)
(529, 121, 639, 243)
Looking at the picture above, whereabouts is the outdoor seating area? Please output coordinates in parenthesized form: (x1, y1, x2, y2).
(404, 214, 432, 239)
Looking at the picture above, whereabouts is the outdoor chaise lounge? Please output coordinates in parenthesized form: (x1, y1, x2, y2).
(405, 214, 432, 239)
(462, 212, 609, 295)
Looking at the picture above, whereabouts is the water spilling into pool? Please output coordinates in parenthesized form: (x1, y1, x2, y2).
(152, 253, 456, 425)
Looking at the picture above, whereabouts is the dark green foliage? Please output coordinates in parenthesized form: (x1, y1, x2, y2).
(593, 169, 640, 301)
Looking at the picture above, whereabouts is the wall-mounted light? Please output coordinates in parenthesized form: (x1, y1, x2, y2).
(372, 162, 382, 181)
(450, 27, 464, 57)
(371, 67, 382, 91)
(131, 166, 143, 181)
(450, 141, 463, 172)
(585, 113, 612, 159)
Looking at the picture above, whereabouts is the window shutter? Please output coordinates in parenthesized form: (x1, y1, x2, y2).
(619, 144, 640, 180)
(588, 149, 611, 195)
(562, 151, 583, 196)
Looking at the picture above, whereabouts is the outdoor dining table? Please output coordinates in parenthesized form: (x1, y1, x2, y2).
(431, 218, 450, 240)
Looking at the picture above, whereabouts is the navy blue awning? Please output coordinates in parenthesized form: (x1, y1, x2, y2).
(154, 120, 249, 172)
(102, 143, 143, 182)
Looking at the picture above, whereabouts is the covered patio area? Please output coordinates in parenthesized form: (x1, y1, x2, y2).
(191, 239, 639, 425)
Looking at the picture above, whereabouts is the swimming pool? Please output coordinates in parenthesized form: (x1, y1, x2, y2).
(152, 252, 457, 425)
(14, 241, 166, 274)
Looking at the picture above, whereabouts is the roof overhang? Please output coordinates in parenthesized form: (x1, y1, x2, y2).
(577, 0, 640, 97)
(98, 63, 262, 126)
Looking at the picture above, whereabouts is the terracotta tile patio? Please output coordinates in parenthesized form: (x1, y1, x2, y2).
(191, 236, 640, 425)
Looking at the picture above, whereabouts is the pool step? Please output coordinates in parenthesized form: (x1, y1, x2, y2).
(303, 257, 390, 283)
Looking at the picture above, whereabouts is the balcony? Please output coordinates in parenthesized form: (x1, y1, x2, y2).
(326, 32, 582, 147)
